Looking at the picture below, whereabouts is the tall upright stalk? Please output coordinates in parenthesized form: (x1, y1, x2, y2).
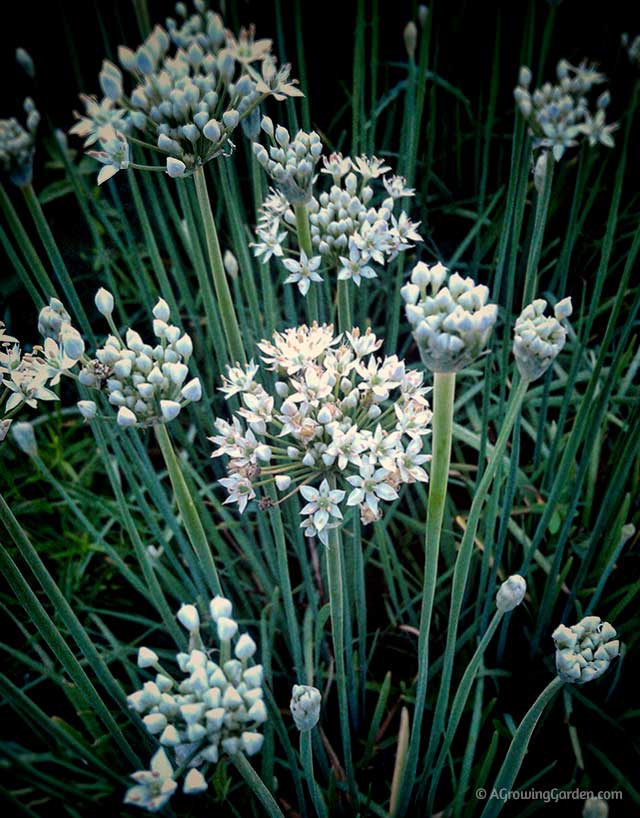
(326, 495, 358, 805)
(424, 377, 529, 777)
(522, 152, 554, 305)
(193, 165, 246, 365)
(154, 423, 221, 597)
(396, 370, 456, 815)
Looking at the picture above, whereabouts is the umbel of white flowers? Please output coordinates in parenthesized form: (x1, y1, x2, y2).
(0, 98, 40, 186)
(124, 596, 265, 812)
(0, 300, 86, 434)
(70, 0, 301, 182)
(496, 574, 527, 613)
(552, 616, 620, 684)
(210, 324, 432, 543)
(514, 60, 617, 161)
(290, 684, 322, 731)
(513, 297, 572, 382)
(77, 290, 201, 427)
(253, 119, 323, 204)
(402, 262, 498, 373)
(252, 151, 422, 295)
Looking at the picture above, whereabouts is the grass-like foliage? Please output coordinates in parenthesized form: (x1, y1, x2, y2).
(1, 1, 639, 816)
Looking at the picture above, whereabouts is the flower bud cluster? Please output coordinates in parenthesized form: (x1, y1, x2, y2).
(402, 262, 498, 373)
(210, 324, 432, 543)
(552, 616, 620, 684)
(0, 98, 40, 186)
(253, 119, 323, 204)
(290, 684, 321, 731)
(70, 1, 301, 182)
(513, 297, 572, 381)
(124, 596, 265, 811)
(78, 291, 201, 427)
(514, 60, 617, 161)
(253, 151, 422, 295)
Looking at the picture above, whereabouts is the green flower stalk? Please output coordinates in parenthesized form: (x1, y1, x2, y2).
(290, 684, 327, 818)
(397, 261, 498, 814)
(480, 615, 620, 818)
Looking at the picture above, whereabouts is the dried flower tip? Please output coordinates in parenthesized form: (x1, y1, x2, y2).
(290, 684, 322, 731)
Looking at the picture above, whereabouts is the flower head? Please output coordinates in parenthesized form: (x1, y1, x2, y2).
(253, 152, 422, 296)
(71, 1, 300, 182)
(552, 616, 619, 684)
(125, 596, 265, 810)
(79, 291, 201, 427)
(0, 98, 39, 186)
(210, 325, 431, 545)
(513, 297, 572, 381)
(514, 59, 617, 161)
(403, 261, 498, 373)
(290, 684, 322, 731)
(253, 120, 322, 204)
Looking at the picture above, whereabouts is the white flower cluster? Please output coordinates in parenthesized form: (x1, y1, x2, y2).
(514, 60, 617, 161)
(125, 596, 265, 812)
(0, 300, 86, 438)
(70, 0, 301, 182)
(253, 119, 323, 204)
(513, 297, 572, 381)
(253, 150, 422, 295)
(210, 324, 432, 543)
(0, 98, 40, 186)
(495, 575, 527, 613)
(552, 616, 620, 685)
(290, 684, 322, 731)
(402, 261, 498, 373)
(78, 289, 201, 427)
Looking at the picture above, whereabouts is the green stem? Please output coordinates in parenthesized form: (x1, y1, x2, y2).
(522, 151, 554, 306)
(193, 165, 246, 365)
(427, 610, 504, 810)
(300, 730, 327, 818)
(424, 377, 529, 780)
(326, 510, 358, 805)
(294, 202, 319, 323)
(337, 279, 352, 333)
(396, 370, 456, 815)
(266, 485, 303, 676)
(479, 677, 564, 818)
(154, 423, 221, 596)
(232, 752, 286, 818)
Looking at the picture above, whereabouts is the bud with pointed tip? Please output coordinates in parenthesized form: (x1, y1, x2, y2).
(11, 422, 37, 456)
(77, 400, 97, 420)
(177, 603, 200, 631)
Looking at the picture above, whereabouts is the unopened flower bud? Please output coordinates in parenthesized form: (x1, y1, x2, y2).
(217, 616, 238, 641)
(95, 288, 114, 317)
(513, 296, 572, 381)
(290, 684, 321, 731)
(177, 603, 200, 631)
(223, 250, 239, 279)
(496, 574, 527, 612)
(137, 647, 159, 668)
(166, 157, 186, 178)
(183, 769, 207, 794)
(404, 22, 418, 57)
(553, 616, 619, 684)
(77, 400, 97, 420)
